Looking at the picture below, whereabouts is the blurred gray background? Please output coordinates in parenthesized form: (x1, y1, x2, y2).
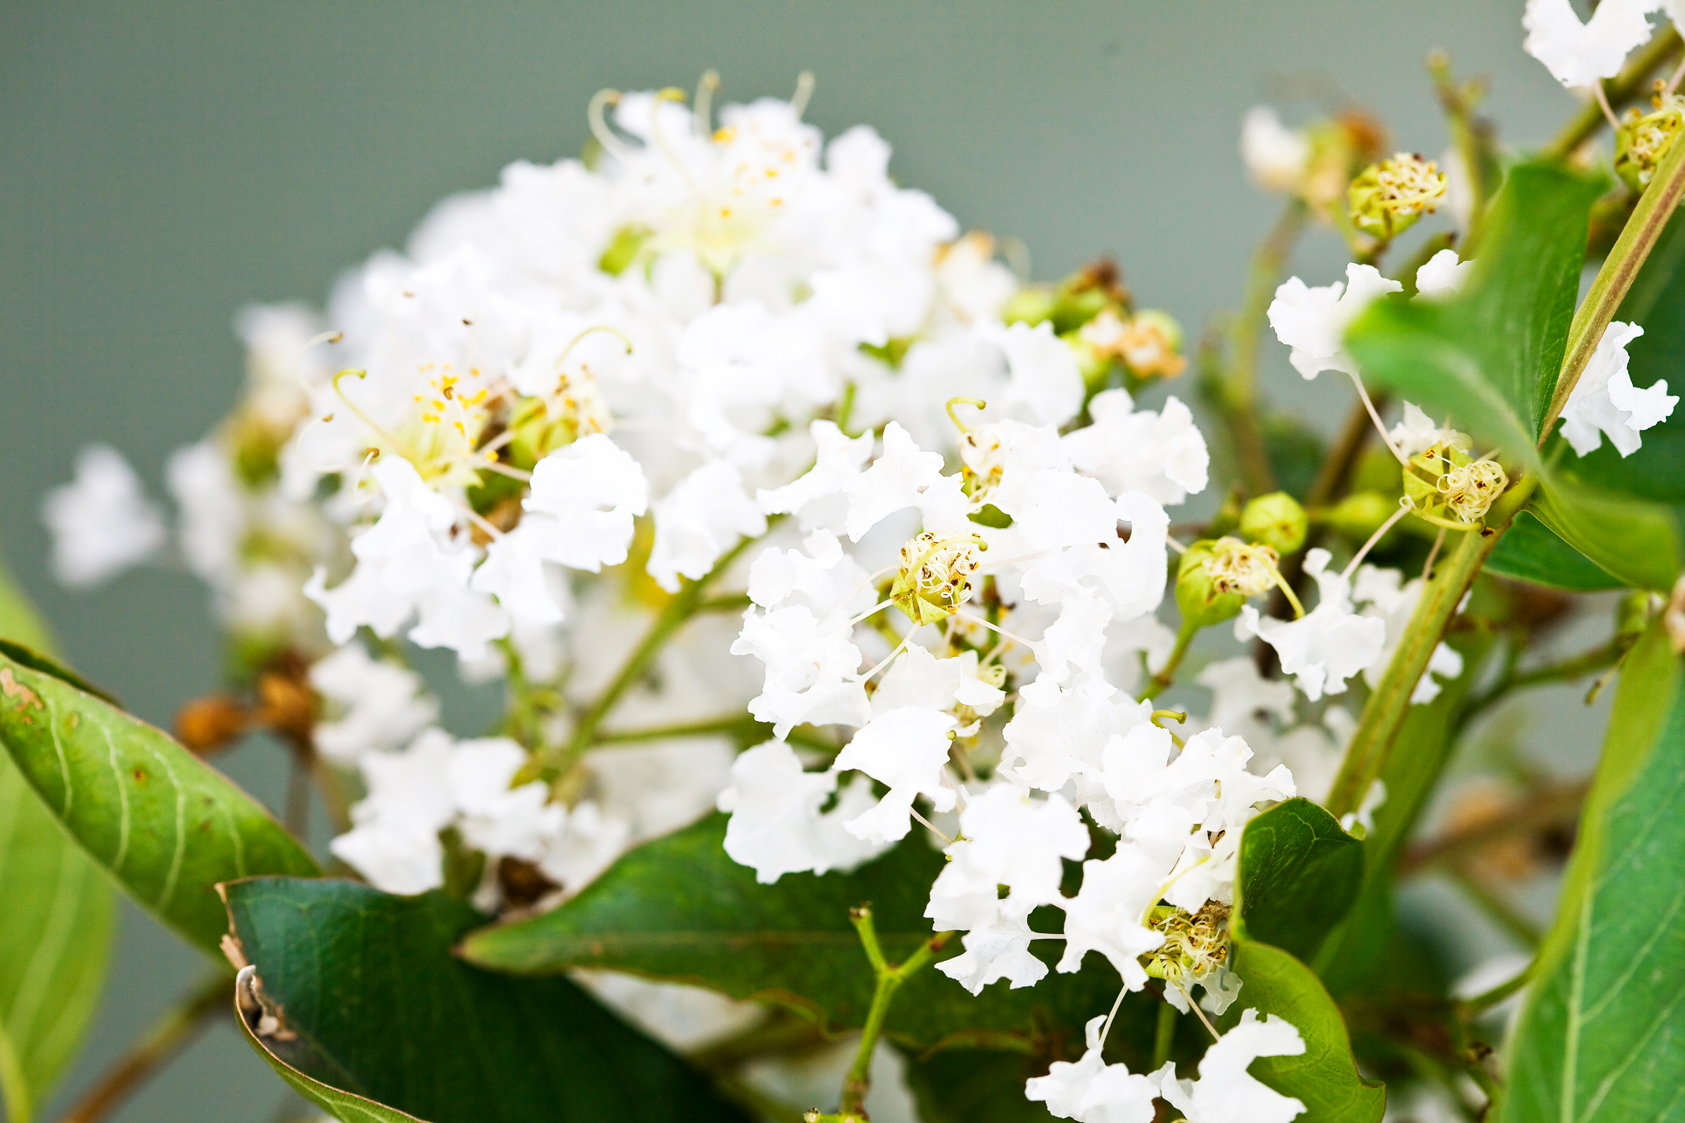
(0, 2, 1573, 1119)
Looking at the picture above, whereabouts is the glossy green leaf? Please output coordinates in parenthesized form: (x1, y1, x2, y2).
(1346, 162, 1602, 458)
(1222, 940, 1386, 1123)
(1498, 620, 1685, 1122)
(0, 647, 319, 953)
(0, 547, 115, 1123)
(236, 964, 424, 1123)
(224, 877, 748, 1123)
(1234, 798, 1362, 964)
(1529, 469, 1682, 592)
(1486, 511, 1625, 591)
(901, 1047, 1056, 1123)
(461, 813, 1127, 1050)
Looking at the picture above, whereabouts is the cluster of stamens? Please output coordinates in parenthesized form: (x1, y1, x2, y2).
(892, 532, 986, 626)
(1143, 902, 1231, 991)
(1203, 536, 1280, 597)
(1438, 457, 1507, 524)
(1371, 152, 1447, 217)
(1079, 310, 1186, 378)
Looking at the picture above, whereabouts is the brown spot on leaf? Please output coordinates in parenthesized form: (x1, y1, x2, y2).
(0, 668, 42, 711)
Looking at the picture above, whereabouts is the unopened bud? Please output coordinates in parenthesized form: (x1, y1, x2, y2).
(1239, 491, 1308, 555)
(1616, 589, 1655, 640)
(1615, 95, 1685, 194)
(892, 532, 986, 626)
(1348, 152, 1447, 240)
(1323, 490, 1395, 541)
(1001, 286, 1056, 327)
(176, 695, 250, 755)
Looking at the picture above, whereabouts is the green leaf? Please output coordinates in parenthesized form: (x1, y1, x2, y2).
(1498, 620, 1685, 1122)
(0, 757, 116, 1123)
(0, 647, 319, 953)
(224, 877, 749, 1123)
(1486, 512, 1625, 591)
(901, 1047, 1056, 1123)
(0, 546, 115, 1123)
(461, 813, 1126, 1050)
(1234, 798, 1362, 964)
(1222, 941, 1386, 1123)
(1528, 469, 1682, 592)
(1345, 162, 1603, 459)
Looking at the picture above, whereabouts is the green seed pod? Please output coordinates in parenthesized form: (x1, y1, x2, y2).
(1239, 491, 1308, 555)
(1323, 490, 1395, 542)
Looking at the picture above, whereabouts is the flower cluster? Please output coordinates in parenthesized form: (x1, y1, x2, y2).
(45, 67, 1621, 1122)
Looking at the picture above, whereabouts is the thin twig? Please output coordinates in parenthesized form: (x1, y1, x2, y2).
(58, 975, 231, 1123)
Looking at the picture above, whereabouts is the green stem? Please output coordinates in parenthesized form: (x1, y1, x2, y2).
(535, 534, 760, 782)
(1541, 116, 1685, 442)
(1212, 199, 1307, 498)
(1541, 29, 1683, 163)
(1457, 635, 1631, 729)
(1459, 958, 1536, 1018)
(1152, 1000, 1178, 1071)
(58, 974, 230, 1123)
(1138, 621, 1196, 702)
(1450, 866, 1542, 949)
(834, 908, 951, 1120)
(1325, 476, 1536, 819)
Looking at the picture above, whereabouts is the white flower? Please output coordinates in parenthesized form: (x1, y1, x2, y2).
(1024, 1015, 1160, 1123)
(165, 441, 245, 583)
(309, 643, 439, 765)
(330, 727, 458, 894)
(449, 737, 561, 861)
(1240, 107, 1311, 194)
(1194, 657, 1296, 745)
(1155, 1009, 1307, 1123)
(1000, 677, 1153, 794)
(1414, 248, 1472, 299)
(1524, 0, 1658, 88)
(833, 705, 959, 844)
(43, 445, 166, 586)
(306, 457, 509, 660)
(475, 435, 648, 625)
(733, 604, 869, 737)
(843, 422, 969, 541)
(1055, 847, 1168, 987)
(1559, 321, 1677, 457)
(648, 460, 767, 591)
(977, 319, 1086, 427)
(757, 421, 874, 532)
(1389, 401, 1453, 459)
(1267, 265, 1402, 380)
(936, 915, 1048, 994)
(1063, 391, 1209, 505)
(950, 785, 1088, 916)
(1237, 549, 1386, 702)
(716, 741, 885, 883)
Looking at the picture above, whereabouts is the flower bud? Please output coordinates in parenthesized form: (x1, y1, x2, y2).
(1001, 286, 1056, 327)
(1239, 491, 1308, 555)
(1348, 152, 1448, 240)
(1615, 589, 1654, 640)
(1615, 94, 1685, 194)
(892, 532, 986, 626)
(1176, 540, 1246, 629)
(1323, 490, 1395, 542)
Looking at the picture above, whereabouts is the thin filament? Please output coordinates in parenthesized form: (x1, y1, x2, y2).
(1348, 372, 1406, 464)
(587, 89, 635, 163)
(1342, 500, 1411, 580)
(789, 71, 815, 118)
(693, 70, 720, 137)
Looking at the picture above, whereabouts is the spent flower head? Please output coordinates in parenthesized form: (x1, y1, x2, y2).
(1347, 152, 1448, 240)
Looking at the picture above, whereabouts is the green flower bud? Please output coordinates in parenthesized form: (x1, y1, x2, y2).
(1615, 95, 1685, 194)
(1239, 491, 1308, 555)
(1176, 540, 1245, 630)
(1001, 286, 1056, 327)
(1348, 152, 1448, 240)
(1067, 332, 1115, 392)
(598, 224, 652, 276)
(1323, 490, 1395, 542)
(1615, 589, 1654, 640)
